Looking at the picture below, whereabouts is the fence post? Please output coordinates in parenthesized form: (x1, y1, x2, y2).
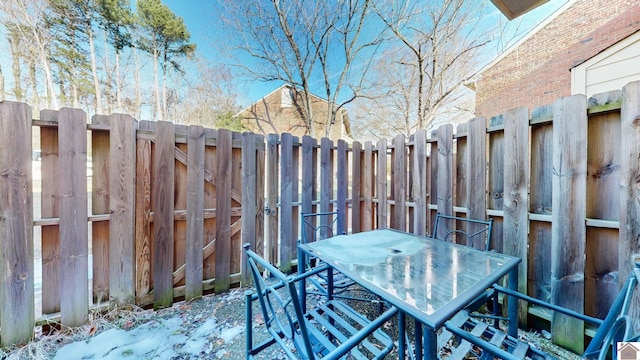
(59, 107, 89, 327)
(0, 101, 34, 346)
(551, 94, 587, 353)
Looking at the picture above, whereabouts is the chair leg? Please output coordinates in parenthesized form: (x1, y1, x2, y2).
(245, 290, 253, 359)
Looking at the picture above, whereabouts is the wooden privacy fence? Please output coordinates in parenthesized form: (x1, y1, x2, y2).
(0, 81, 639, 348)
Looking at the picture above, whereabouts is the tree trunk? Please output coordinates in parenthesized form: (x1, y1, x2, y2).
(134, 49, 142, 119)
(153, 49, 162, 120)
(88, 26, 103, 114)
(162, 55, 167, 121)
(9, 35, 23, 101)
(29, 60, 38, 108)
(103, 34, 112, 114)
(116, 50, 122, 111)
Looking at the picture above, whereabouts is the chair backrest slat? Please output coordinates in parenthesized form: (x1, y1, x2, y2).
(433, 212, 493, 251)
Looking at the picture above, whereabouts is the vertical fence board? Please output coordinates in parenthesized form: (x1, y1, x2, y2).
(412, 130, 427, 236)
(280, 133, 294, 273)
(292, 137, 299, 257)
(392, 135, 406, 231)
(0, 101, 34, 345)
(337, 140, 348, 233)
(585, 92, 622, 318)
(255, 135, 266, 258)
(435, 125, 453, 240)
(551, 95, 587, 352)
(320, 138, 333, 214)
(215, 129, 232, 291)
(109, 114, 137, 304)
(376, 139, 388, 228)
(186, 125, 205, 299)
(467, 118, 487, 249)
(429, 139, 438, 233)
(619, 81, 640, 323)
(266, 134, 279, 263)
(203, 128, 217, 280)
(503, 107, 530, 324)
(173, 126, 188, 289)
(153, 121, 175, 309)
(91, 115, 110, 303)
(529, 106, 553, 301)
(135, 121, 153, 299)
(362, 142, 373, 230)
(241, 132, 257, 286)
(301, 136, 315, 220)
(58, 108, 89, 326)
(351, 141, 362, 233)
(455, 128, 467, 219)
(488, 115, 505, 251)
(40, 110, 60, 315)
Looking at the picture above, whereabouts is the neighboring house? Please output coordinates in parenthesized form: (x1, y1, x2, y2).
(469, 0, 640, 119)
(235, 84, 353, 142)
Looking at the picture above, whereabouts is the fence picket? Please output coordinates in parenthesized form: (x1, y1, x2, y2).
(214, 129, 232, 292)
(351, 141, 362, 233)
(467, 118, 487, 249)
(363, 141, 373, 230)
(186, 125, 205, 300)
(392, 134, 406, 231)
(376, 138, 387, 228)
(153, 121, 175, 309)
(280, 133, 294, 273)
(58, 108, 89, 327)
(91, 115, 110, 303)
(0, 101, 34, 346)
(337, 140, 348, 233)
(412, 130, 427, 236)
(135, 121, 153, 299)
(551, 95, 587, 353)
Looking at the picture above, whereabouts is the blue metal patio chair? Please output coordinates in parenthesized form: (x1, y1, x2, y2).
(244, 243, 398, 360)
(432, 212, 494, 251)
(440, 257, 640, 360)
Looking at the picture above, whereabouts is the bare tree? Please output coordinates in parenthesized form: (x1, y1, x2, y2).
(368, 0, 489, 133)
(218, 0, 384, 137)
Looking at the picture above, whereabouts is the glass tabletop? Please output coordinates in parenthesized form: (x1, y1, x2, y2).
(298, 228, 521, 328)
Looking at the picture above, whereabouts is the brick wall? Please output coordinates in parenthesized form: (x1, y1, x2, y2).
(475, 0, 640, 119)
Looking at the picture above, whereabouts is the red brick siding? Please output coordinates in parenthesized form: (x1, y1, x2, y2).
(476, 0, 640, 119)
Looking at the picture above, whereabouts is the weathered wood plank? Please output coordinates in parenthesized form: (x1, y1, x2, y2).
(585, 95, 621, 319)
(0, 101, 34, 346)
(351, 141, 362, 233)
(301, 136, 315, 220)
(153, 121, 175, 309)
(241, 132, 257, 286)
(412, 130, 427, 236)
(429, 139, 438, 233)
(173, 126, 188, 288)
(203, 128, 217, 280)
(279, 133, 294, 273)
(255, 134, 266, 258)
(109, 114, 137, 305)
(91, 115, 110, 303)
(392, 135, 406, 231)
(214, 129, 232, 292)
(503, 107, 529, 325)
(320, 138, 333, 214)
(186, 125, 205, 300)
(551, 94, 587, 353)
(436, 124, 453, 218)
(266, 134, 279, 263)
(58, 108, 89, 327)
(376, 138, 388, 228)
(40, 110, 61, 315)
(135, 121, 153, 299)
(619, 81, 640, 324)
(467, 118, 487, 250)
(488, 115, 504, 251)
(337, 140, 348, 233)
(455, 129, 467, 226)
(362, 141, 373, 231)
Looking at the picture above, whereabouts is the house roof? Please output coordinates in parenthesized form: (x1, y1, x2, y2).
(491, 0, 550, 20)
(235, 84, 329, 117)
(465, 0, 575, 90)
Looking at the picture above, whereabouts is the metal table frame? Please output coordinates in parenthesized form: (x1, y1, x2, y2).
(297, 228, 521, 360)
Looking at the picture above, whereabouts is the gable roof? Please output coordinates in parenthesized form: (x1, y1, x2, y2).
(235, 84, 330, 117)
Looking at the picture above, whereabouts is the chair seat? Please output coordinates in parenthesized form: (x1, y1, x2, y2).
(442, 311, 557, 360)
(296, 299, 395, 360)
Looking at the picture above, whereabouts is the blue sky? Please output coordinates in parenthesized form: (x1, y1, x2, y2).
(161, 0, 570, 107)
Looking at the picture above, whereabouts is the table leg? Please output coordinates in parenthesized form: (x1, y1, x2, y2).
(414, 319, 422, 359)
(508, 266, 519, 337)
(398, 311, 405, 360)
(422, 325, 437, 360)
(297, 245, 306, 313)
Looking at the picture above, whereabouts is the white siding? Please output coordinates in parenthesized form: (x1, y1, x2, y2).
(572, 31, 640, 97)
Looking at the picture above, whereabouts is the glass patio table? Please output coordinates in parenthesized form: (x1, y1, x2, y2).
(297, 228, 521, 360)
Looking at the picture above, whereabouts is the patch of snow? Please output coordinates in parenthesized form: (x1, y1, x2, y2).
(219, 325, 243, 343)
